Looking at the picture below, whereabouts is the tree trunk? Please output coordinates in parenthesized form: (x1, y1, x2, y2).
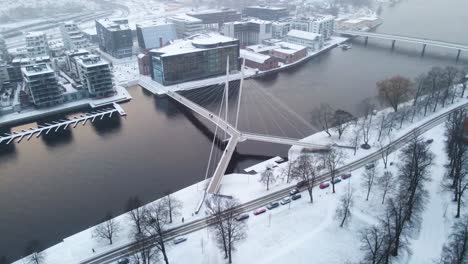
(340, 210, 348, 227)
(381, 191, 387, 204)
(308, 188, 313, 203)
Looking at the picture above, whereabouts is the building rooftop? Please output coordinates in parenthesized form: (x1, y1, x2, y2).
(245, 6, 287, 11)
(246, 44, 277, 53)
(287, 29, 321, 40)
(168, 13, 202, 23)
(65, 49, 89, 56)
(96, 18, 130, 31)
(136, 20, 173, 28)
(75, 55, 109, 68)
(26, 31, 45, 38)
(225, 18, 272, 25)
(152, 33, 237, 57)
(187, 8, 238, 15)
(22, 63, 53, 76)
(240, 49, 271, 64)
(273, 41, 306, 54)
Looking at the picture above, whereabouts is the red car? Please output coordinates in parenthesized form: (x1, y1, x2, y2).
(341, 173, 352, 180)
(254, 208, 266, 215)
(319, 182, 330, 189)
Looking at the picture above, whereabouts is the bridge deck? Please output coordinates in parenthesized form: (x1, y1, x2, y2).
(337, 30, 468, 51)
(0, 103, 125, 145)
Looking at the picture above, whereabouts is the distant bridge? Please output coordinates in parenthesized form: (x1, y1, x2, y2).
(337, 30, 468, 60)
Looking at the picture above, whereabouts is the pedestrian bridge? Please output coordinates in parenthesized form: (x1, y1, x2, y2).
(337, 30, 468, 59)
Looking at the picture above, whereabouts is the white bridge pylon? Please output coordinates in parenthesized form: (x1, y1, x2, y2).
(163, 58, 331, 196)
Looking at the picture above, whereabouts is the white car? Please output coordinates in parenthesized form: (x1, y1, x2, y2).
(280, 197, 291, 205)
(173, 237, 187, 244)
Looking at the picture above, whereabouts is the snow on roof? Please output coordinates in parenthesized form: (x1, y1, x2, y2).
(246, 44, 277, 53)
(246, 5, 287, 11)
(225, 18, 272, 25)
(345, 19, 364, 24)
(187, 9, 237, 15)
(240, 49, 271, 64)
(151, 33, 237, 57)
(168, 13, 202, 23)
(136, 20, 173, 28)
(25, 31, 45, 38)
(22, 63, 53, 76)
(357, 16, 380, 21)
(273, 41, 306, 54)
(75, 55, 109, 68)
(287, 29, 321, 40)
(97, 18, 130, 31)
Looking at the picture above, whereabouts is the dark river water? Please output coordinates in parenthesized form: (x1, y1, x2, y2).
(1, 0, 467, 261)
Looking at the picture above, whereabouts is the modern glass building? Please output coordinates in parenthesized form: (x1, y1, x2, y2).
(149, 33, 239, 86)
(95, 18, 133, 59)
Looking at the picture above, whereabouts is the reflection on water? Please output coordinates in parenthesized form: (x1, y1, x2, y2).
(90, 115, 123, 137)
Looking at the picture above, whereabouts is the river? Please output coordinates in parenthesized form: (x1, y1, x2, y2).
(1, 0, 467, 261)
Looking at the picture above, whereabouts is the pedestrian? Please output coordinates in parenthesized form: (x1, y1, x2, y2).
(182, 217, 184, 223)
(92, 248, 95, 253)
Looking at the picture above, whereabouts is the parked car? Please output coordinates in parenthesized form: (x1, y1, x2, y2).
(341, 173, 352, 180)
(280, 197, 291, 205)
(235, 214, 250, 221)
(117, 259, 129, 264)
(266, 201, 280, 210)
(173, 237, 187, 244)
(291, 193, 302, 200)
(331, 178, 342, 184)
(296, 180, 307, 188)
(289, 188, 299, 196)
(365, 163, 375, 170)
(319, 182, 330, 189)
(426, 138, 434, 144)
(254, 208, 267, 215)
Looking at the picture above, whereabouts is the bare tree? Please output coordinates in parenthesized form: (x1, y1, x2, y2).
(360, 115, 373, 148)
(323, 148, 346, 193)
(362, 161, 378, 201)
(378, 133, 394, 169)
(126, 196, 146, 234)
(291, 154, 318, 203)
(332, 109, 355, 139)
(427, 67, 445, 113)
(93, 212, 121, 245)
(377, 75, 412, 112)
(259, 167, 276, 191)
(162, 192, 183, 224)
(437, 214, 468, 264)
(441, 66, 462, 107)
(24, 240, 45, 264)
(460, 70, 467, 98)
(378, 171, 394, 204)
(349, 124, 362, 156)
(205, 196, 247, 264)
(359, 225, 387, 264)
(336, 183, 353, 227)
(129, 233, 160, 264)
(281, 160, 294, 184)
(311, 103, 334, 137)
(443, 109, 468, 218)
(142, 201, 170, 264)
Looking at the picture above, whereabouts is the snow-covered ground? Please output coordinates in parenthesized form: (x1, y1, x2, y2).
(13, 86, 468, 263)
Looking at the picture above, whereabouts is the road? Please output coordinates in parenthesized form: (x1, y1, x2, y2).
(80, 102, 468, 264)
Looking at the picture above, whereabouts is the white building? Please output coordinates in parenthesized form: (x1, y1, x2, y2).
(285, 29, 323, 51)
(167, 14, 203, 38)
(65, 49, 90, 80)
(221, 19, 273, 47)
(21, 64, 63, 107)
(136, 20, 177, 50)
(272, 21, 290, 39)
(25, 32, 50, 57)
(75, 55, 114, 98)
(60, 21, 90, 50)
(290, 15, 335, 40)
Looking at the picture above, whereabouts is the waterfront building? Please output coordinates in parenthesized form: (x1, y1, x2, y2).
(243, 6, 289, 21)
(136, 21, 177, 51)
(335, 16, 382, 31)
(65, 49, 90, 80)
(290, 16, 335, 40)
(245, 44, 278, 55)
(149, 33, 239, 86)
(25, 31, 50, 57)
(270, 42, 307, 64)
(0, 60, 9, 91)
(0, 35, 10, 62)
(285, 29, 323, 51)
(8, 56, 52, 83)
(21, 63, 63, 107)
(167, 14, 203, 38)
(95, 18, 133, 59)
(272, 21, 291, 39)
(60, 21, 90, 50)
(75, 55, 115, 98)
(186, 9, 241, 29)
(137, 53, 151, 76)
(240, 49, 279, 71)
(221, 19, 272, 48)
